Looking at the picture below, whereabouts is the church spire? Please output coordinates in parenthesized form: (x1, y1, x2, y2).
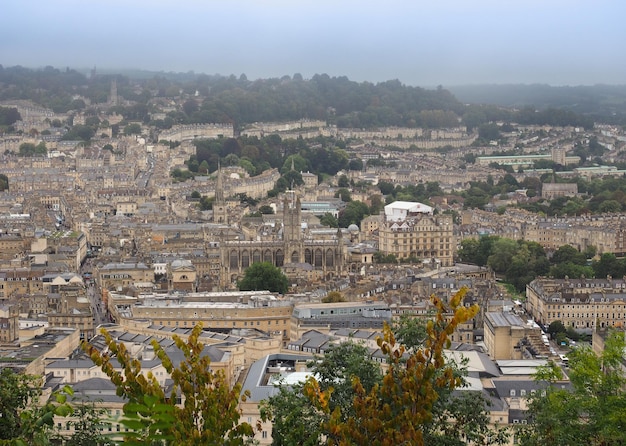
(215, 160, 224, 203)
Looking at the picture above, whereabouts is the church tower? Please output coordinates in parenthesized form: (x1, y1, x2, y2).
(283, 190, 303, 263)
(109, 79, 119, 107)
(551, 146, 566, 166)
(213, 162, 228, 224)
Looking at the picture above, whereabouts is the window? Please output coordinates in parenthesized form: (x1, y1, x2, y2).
(510, 389, 516, 397)
(262, 431, 268, 439)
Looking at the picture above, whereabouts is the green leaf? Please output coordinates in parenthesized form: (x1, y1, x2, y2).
(143, 394, 160, 408)
(120, 418, 150, 431)
(124, 402, 149, 415)
(55, 404, 73, 417)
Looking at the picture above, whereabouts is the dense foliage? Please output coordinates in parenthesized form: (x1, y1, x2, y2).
(451, 84, 626, 126)
(237, 261, 289, 294)
(262, 289, 504, 446)
(304, 289, 489, 445)
(0, 106, 20, 127)
(520, 331, 626, 446)
(0, 65, 465, 128)
(0, 368, 105, 446)
(458, 237, 612, 290)
(83, 324, 255, 445)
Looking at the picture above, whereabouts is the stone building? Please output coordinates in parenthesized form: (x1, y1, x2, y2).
(526, 277, 626, 331)
(218, 191, 347, 288)
(483, 312, 544, 360)
(378, 201, 454, 266)
(108, 290, 293, 341)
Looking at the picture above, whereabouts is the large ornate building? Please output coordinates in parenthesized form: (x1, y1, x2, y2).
(218, 190, 347, 288)
(378, 201, 454, 266)
(526, 277, 626, 330)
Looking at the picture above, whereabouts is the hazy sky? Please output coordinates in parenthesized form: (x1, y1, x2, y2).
(2, 0, 625, 87)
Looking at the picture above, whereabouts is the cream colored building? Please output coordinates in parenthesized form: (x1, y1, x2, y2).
(109, 290, 293, 342)
(526, 277, 626, 330)
(95, 262, 153, 291)
(483, 312, 543, 360)
(378, 201, 454, 266)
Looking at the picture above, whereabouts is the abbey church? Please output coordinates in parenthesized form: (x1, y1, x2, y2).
(213, 168, 347, 288)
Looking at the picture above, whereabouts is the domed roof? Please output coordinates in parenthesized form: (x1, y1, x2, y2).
(348, 224, 360, 233)
(171, 259, 193, 269)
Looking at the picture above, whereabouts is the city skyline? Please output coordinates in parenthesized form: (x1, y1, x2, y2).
(2, 0, 625, 87)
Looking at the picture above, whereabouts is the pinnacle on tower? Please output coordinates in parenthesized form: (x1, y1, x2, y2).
(215, 161, 224, 203)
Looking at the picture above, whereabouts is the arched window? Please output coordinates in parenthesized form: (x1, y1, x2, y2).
(264, 250, 273, 263)
(305, 249, 312, 265)
(229, 250, 238, 268)
(326, 248, 334, 267)
(242, 250, 250, 268)
(291, 251, 299, 263)
(253, 250, 261, 264)
(276, 250, 284, 267)
(315, 249, 323, 267)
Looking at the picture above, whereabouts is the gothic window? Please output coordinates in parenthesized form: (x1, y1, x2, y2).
(229, 250, 238, 269)
(326, 248, 334, 267)
(305, 249, 312, 265)
(253, 250, 261, 263)
(264, 250, 273, 263)
(291, 251, 299, 263)
(315, 249, 323, 267)
(242, 250, 250, 268)
(276, 250, 284, 267)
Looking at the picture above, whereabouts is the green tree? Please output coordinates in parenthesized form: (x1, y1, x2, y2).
(457, 238, 480, 264)
(0, 368, 42, 441)
(549, 262, 595, 279)
(337, 201, 369, 227)
(261, 342, 382, 446)
(0, 106, 21, 126)
(304, 289, 480, 446)
(124, 123, 142, 135)
(319, 212, 338, 228)
(348, 158, 363, 171)
(198, 160, 210, 174)
(18, 142, 47, 157)
(378, 181, 395, 196)
(392, 314, 428, 350)
(337, 175, 350, 188)
(321, 291, 345, 303)
(598, 199, 622, 213)
(238, 261, 288, 294)
(258, 204, 274, 214)
(592, 253, 626, 279)
(0, 173, 8, 191)
(487, 238, 518, 274)
(83, 324, 256, 445)
(520, 331, 626, 446)
(425, 390, 509, 446)
(547, 320, 566, 338)
(62, 398, 109, 446)
(0, 370, 88, 446)
(335, 188, 352, 202)
(551, 245, 586, 266)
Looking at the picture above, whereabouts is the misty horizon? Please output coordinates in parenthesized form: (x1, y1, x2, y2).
(2, 1, 625, 88)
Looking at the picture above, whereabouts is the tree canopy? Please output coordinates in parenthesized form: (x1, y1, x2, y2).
(237, 261, 289, 294)
(520, 331, 626, 446)
(82, 323, 256, 445)
(261, 289, 496, 446)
